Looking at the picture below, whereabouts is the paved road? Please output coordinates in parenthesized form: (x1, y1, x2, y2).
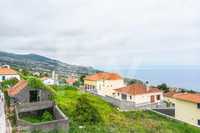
(0, 92, 6, 133)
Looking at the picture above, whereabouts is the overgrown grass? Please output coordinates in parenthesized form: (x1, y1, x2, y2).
(54, 87, 200, 133)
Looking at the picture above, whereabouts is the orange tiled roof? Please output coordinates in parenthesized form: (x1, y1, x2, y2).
(164, 91, 179, 97)
(0, 67, 17, 75)
(84, 72, 122, 81)
(172, 93, 200, 103)
(114, 83, 161, 96)
(8, 80, 28, 97)
(66, 78, 76, 84)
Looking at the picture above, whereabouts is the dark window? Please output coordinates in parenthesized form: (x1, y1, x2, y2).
(198, 120, 200, 126)
(156, 95, 160, 100)
(197, 103, 200, 109)
(29, 90, 40, 103)
(130, 96, 132, 100)
(117, 93, 120, 96)
(121, 94, 127, 100)
(2, 76, 5, 80)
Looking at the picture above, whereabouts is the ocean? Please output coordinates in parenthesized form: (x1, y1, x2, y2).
(123, 69, 200, 92)
(101, 67, 200, 92)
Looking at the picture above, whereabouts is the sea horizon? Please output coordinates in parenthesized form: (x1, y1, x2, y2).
(100, 67, 200, 92)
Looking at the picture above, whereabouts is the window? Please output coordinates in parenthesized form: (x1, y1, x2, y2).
(117, 93, 120, 96)
(197, 103, 200, 109)
(156, 95, 160, 100)
(121, 94, 127, 100)
(2, 76, 5, 81)
(198, 120, 200, 126)
(130, 96, 132, 100)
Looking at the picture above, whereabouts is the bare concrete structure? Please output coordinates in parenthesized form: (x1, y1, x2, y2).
(8, 80, 69, 132)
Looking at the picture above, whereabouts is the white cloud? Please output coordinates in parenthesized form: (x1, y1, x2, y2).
(0, 0, 200, 70)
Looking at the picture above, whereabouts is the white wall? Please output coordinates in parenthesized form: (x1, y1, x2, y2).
(0, 74, 20, 82)
(113, 92, 163, 105)
(96, 79, 125, 96)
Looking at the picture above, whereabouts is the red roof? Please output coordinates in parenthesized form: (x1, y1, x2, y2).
(84, 72, 122, 81)
(164, 91, 179, 97)
(172, 93, 200, 103)
(114, 83, 161, 96)
(0, 67, 17, 75)
(8, 80, 28, 97)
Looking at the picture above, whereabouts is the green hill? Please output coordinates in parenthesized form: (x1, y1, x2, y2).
(54, 87, 200, 133)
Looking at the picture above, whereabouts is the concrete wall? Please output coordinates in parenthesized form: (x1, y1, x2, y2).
(11, 87, 51, 104)
(15, 103, 69, 132)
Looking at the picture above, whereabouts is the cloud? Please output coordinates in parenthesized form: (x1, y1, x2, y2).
(0, 0, 200, 70)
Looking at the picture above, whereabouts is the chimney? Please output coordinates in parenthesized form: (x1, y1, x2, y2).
(2, 65, 10, 69)
(145, 81, 150, 92)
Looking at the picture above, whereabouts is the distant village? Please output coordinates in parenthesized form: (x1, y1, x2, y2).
(0, 64, 200, 133)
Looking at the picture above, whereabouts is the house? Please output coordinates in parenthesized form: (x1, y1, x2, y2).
(8, 80, 51, 104)
(0, 65, 20, 82)
(164, 92, 200, 127)
(66, 75, 77, 85)
(113, 83, 163, 106)
(41, 77, 58, 85)
(84, 72, 125, 96)
(41, 70, 59, 85)
(7, 79, 68, 132)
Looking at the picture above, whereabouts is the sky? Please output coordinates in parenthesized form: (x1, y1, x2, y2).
(0, 0, 200, 71)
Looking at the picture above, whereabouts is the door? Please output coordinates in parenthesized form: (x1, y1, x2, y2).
(150, 95, 155, 103)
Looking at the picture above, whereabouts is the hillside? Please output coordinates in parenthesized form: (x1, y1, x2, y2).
(54, 87, 200, 133)
(0, 51, 97, 76)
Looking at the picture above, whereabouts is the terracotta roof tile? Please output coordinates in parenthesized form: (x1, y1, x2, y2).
(164, 91, 179, 97)
(172, 93, 200, 103)
(114, 83, 161, 96)
(0, 68, 17, 75)
(84, 72, 122, 81)
(8, 80, 28, 97)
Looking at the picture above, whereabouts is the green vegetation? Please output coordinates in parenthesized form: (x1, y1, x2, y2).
(0, 78, 18, 90)
(21, 111, 54, 123)
(54, 87, 200, 133)
(157, 83, 170, 92)
(72, 96, 102, 125)
(27, 77, 56, 96)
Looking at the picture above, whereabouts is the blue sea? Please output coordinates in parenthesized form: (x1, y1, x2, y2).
(101, 67, 200, 92)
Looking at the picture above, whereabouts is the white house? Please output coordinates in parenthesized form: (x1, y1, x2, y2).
(0, 65, 20, 82)
(112, 83, 163, 106)
(41, 71, 58, 85)
(84, 72, 125, 96)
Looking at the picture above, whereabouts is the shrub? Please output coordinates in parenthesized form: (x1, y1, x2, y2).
(72, 95, 102, 125)
(41, 111, 53, 122)
(0, 78, 18, 90)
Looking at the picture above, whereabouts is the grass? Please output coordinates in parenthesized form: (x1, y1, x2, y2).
(54, 87, 200, 133)
(21, 111, 54, 123)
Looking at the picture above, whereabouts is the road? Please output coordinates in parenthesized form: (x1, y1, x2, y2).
(0, 91, 6, 133)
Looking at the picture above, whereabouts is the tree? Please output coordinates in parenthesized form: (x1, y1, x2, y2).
(157, 83, 169, 92)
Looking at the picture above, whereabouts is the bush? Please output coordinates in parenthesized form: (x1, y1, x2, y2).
(41, 111, 53, 122)
(72, 95, 102, 125)
(0, 78, 18, 90)
(27, 77, 56, 96)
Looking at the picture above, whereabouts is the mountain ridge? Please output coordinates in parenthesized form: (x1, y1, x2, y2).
(0, 51, 97, 76)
